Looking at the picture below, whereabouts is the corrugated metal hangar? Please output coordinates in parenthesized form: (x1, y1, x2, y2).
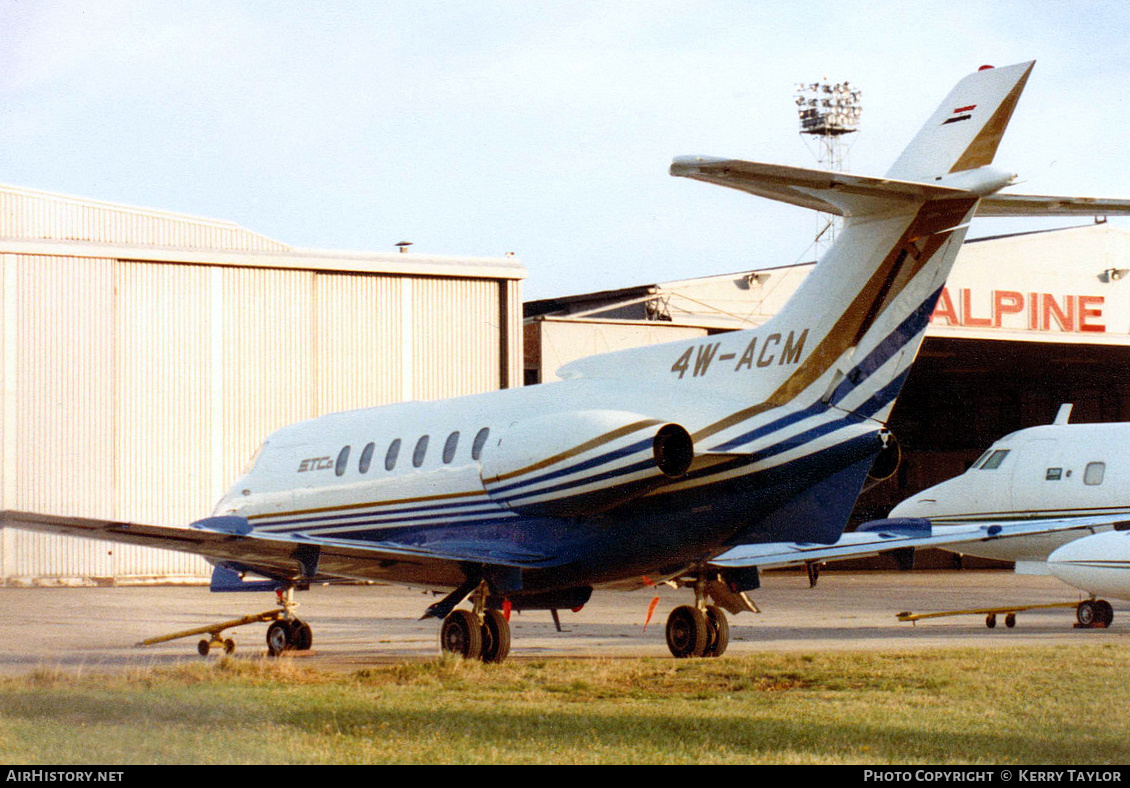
(526, 222, 1130, 541)
(0, 183, 524, 584)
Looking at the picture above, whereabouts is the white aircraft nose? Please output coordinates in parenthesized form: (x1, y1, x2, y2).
(1047, 531, 1130, 601)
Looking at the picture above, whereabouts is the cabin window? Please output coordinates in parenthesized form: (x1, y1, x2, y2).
(335, 445, 351, 477)
(413, 435, 430, 468)
(385, 439, 402, 471)
(359, 442, 375, 474)
(1084, 462, 1106, 486)
(1045, 468, 1063, 481)
(980, 449, 1010, 470)
(472, 427, 490, 461)
(443, 432, 460, 464)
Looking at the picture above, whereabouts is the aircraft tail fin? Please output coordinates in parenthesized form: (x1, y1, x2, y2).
(885, 61, 1034, 181)
(568, 63, 1040, 439)
(660, 64, 1036, 435)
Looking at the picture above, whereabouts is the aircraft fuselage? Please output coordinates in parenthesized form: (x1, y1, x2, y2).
(214, 371, 884, 595)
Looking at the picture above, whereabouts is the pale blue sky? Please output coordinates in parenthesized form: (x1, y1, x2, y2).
(3, 1, 1128, 299)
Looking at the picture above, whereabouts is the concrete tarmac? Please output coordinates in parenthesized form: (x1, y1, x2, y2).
(0, 569, 1126, 674)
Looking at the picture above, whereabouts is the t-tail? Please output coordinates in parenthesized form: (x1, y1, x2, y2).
(669, 61, 1033, 431)
(564, 62, 1038, 447)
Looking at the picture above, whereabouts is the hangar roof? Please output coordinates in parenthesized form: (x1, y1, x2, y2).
(0, 182, 525, 281)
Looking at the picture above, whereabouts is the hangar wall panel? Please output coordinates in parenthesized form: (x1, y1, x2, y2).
(115, 261, 214, 527)
(315, 273, 405, 414)
(9, 256, 115, 519)
(412, 278, 502, 401)
(219, 267, 317, 491)
(503, 280, 523, 389)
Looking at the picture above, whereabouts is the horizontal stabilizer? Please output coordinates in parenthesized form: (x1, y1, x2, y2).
(669, 157, 969, 217)
(977, 193, 1130, 217)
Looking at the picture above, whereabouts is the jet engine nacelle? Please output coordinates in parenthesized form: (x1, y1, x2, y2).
(480, 409, 694, 517)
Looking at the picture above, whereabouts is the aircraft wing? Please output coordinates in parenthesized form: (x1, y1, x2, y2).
(0, 509, 563, 589)
(708, 515, 1128, 571)
(976, 193, 1130, 217)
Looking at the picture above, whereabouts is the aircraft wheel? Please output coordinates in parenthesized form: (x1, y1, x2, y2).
(1095, 600, 1114, 628)
(985, 614, 997, 629)
(440, 609, 483, 659)
(1005, 613, 1016, 629)
(266, 620, 291, 656)
(666, 605, 708, 658)
(703, 605, 729, 658)
(1077, 600, 1098, 628)
(290, 620, 313, 651)
(480, 609, 511, 664)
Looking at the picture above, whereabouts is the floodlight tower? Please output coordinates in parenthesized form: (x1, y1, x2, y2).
(795, 79, 862, 257)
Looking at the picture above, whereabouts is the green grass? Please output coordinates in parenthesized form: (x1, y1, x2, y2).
(0, 646, 1127, 764)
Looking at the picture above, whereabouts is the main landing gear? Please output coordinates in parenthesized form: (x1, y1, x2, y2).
(666, 604, 729, 658)
(438, 583, 511, 663)
(663, 572, 754, 658)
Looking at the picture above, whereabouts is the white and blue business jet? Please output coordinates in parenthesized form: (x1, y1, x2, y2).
(6, 61, 1130, 661)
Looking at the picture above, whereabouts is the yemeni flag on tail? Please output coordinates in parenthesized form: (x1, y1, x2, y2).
(943, 104, 977, 124)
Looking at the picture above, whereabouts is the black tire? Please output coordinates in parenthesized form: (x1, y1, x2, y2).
(1077, 600, 1097, 628)
(986, 614, 997, 629)
(223, 638, 236, 655)
(703, 605, 729, 657)
(266, 621, 291, 656)
(290, 620, 313, 651)
(480, 609, 511, 664)
(1005, 613, 1016, 629)
(440, 609, 483, 659)
(666, 605, 708, 658)
(197, 639, 211, 656)
(1096, 600, 1114, 628)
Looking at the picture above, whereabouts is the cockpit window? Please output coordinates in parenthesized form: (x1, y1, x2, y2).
(413, 435, 430, 468)
(472, 427, 490, 461)
(980, 449, 1010, 470)
(970, 450, 992, 469)
(359, 442, 375, 474)
(1085, 462, 1106, 486)
(335, 445, 351, 477)
(385, 439, 401, 471)
(442, 432, 460, 464)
